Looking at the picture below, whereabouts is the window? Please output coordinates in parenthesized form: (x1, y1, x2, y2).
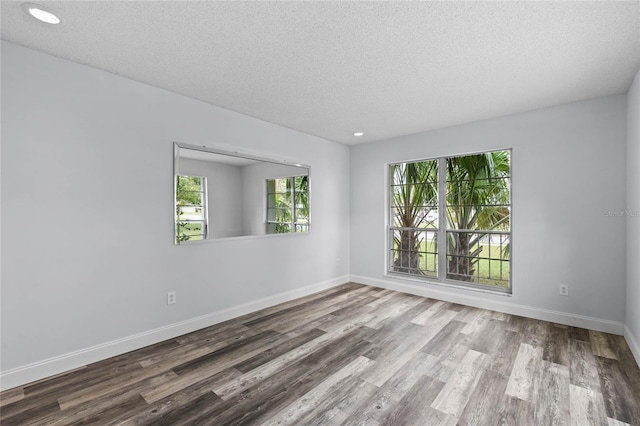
(175, 175, 207, 242)
(267, 176, 309, 234)
(388, 150, 511, 292)
(389, 159, 439, 277)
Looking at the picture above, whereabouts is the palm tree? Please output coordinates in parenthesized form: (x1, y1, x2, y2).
(446, 151, 510, 282)
(390, 160, 438, 274)
(294, 175, 309, 230)
(270, 175, 309, 233)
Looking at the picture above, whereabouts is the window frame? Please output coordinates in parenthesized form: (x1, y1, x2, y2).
(266, 175, 310, 234)
(386, 149, 512, 294)
(175, 175, 209, 243)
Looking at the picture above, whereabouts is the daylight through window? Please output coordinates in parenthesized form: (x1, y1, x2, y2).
(267, 176, 309, 234)
(175, 175, 207, 242)
(388, 150, 511, 291)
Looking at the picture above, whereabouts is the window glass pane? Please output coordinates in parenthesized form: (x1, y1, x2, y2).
(266, 176, 309, 234)
(176, 205, 205, 221)
(176, 221, 205, 241)
(389, 159, 438, 228)
(294, 176, 309, 226)
(388, 158, 438, 277)
(176, 175, 207, 243)
(267, 222, 291, 234)
(295, 224, 309, 233)
(294, 192, 307, 209)
(391, 207, 438, 228)
(176, 176, 204, 206)
(446, 151, 511, 232)
(267, 207, 291, 222)
(389, 229, 438, 277)
(446, 231, 510, 287)
(388, 150, 511, 291)
(294, 175, 308, 191)
(272, 178, 289, 193)
(445, 150, 510, 287)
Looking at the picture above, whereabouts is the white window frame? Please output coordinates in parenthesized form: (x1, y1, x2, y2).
(266, 176, 309, 234)
(175, 175, 208, 243)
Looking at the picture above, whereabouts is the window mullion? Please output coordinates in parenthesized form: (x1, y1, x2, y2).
(202, 177, 209, 239)
(437, 157, 447, 282)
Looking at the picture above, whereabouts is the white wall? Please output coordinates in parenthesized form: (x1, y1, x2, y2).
(350, 95, 628, 330)
(179, 158, 244, 239)
(0, 41, 350, 384)
(626, 69, 640, 361)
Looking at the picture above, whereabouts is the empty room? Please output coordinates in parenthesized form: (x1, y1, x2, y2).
(1, 1, 639, 425)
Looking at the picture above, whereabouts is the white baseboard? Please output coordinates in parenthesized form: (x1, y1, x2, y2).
(2, 274, 629, 392)
(351, 274, 625, 335)
(624, 325, 640, 367)
(0, 276, 348, 392)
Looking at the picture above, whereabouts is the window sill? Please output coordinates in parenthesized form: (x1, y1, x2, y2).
(176, 230, 310, 245)
(384, 272, 512, 297)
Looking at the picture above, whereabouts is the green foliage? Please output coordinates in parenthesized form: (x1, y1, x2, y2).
(390, 150, 511, 286)
(268, 176, 309, 234)
(391, 160, 438, 229)
(446, 151, 510, 232)
(390, 160, 438, 274)
(176, 176, 204, 206)
(294, 175, 309, 222)
(175, 175, 205, 243)
(446, 151, 510, 282)
(413, 240, 510, 287)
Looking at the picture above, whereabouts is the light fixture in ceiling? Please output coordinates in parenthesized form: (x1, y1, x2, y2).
(353, 132, 364, 137)
(21, 3, 61, 24)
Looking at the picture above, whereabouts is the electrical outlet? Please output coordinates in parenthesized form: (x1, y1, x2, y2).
(167, 291, 177, 305)
(559, 285, 569, 296)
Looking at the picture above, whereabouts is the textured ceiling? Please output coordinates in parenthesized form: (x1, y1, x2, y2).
(2, 1, 639, 145)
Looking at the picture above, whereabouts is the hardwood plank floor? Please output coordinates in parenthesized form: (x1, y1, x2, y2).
(1, 282, 639, 425)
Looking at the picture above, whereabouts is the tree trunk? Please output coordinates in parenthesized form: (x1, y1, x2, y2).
(393, 230, 423, 274)
(447, 232, 475, 281)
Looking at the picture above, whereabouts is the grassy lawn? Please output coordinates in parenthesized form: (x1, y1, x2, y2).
(409, 241, 510, 288)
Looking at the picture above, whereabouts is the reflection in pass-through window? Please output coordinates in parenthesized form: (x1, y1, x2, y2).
(266, 175, 309, 234)
(175, 175, 207, 243)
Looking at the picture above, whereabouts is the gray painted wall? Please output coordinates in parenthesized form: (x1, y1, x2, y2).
(627, 69, 640, 351)
(0, 41, 350, 372)
(350, 95, 628, 323)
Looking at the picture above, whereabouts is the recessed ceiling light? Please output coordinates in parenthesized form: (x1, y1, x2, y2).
(22, 3, 61, 24)
(353, 132, 364, 137)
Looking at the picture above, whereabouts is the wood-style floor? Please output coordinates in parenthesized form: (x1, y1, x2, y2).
(1, 283, 639, 425)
